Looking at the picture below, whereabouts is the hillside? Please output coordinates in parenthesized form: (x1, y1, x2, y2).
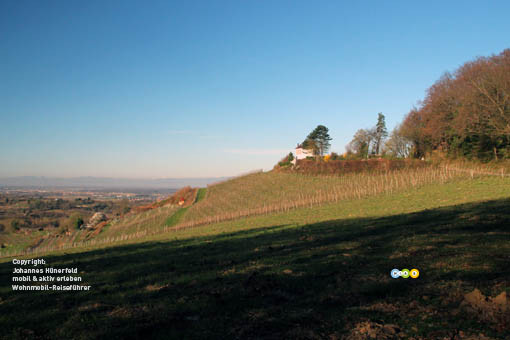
(1, 172, 510, 339)
(0, 163, 505, 257)
(177, 165, 466, 228)
(0, 166, 459, 256)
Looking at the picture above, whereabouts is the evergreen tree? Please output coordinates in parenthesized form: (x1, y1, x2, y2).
(303, 125, 332, 156)
(374, 113, 388, 155)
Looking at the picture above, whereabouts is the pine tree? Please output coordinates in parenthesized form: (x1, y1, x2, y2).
(303, 125, 332, 156)
(374, 113, 388, 155)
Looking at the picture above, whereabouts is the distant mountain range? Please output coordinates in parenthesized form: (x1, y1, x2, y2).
(0, 176, 230, 189)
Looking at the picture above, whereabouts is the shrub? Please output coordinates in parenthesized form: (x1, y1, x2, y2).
(281, 158, 428, 175)
(277, 153, 294, 167)
(329, 152, 340, 160)
(68, 213, 84, 229)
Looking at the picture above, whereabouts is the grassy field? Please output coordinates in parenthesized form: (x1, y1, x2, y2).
(1, 176, 509, 339)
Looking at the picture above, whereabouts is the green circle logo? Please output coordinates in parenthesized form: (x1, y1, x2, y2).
(401, 269, 410, 278)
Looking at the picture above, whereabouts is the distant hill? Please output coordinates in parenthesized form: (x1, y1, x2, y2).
(0, 176, 229, 189)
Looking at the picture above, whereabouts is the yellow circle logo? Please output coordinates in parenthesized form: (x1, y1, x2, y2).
(410, 268, 420, 279)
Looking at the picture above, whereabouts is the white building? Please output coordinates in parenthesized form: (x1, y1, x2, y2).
(292, 146, 314, 164)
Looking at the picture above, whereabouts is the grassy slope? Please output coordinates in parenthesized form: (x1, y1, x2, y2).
(0, 230, 46, 253)
(0, 177, 509, 339)
(178, 167, 466, 227)
(2, 168, 457, 256)
(195, 188, 207, 203)
(1, 187, 205, 256)
(158, 188, 208, 228)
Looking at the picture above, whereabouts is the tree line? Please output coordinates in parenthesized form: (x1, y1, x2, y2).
(295, 117, 396, 161)
(401, 49, 510, 160)
(346, 113, 403, 158)
(346, 49, 510, 161)
(296, 48, 510, 162)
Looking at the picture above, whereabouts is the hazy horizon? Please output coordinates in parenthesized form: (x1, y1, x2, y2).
(2, 1, 510, 177)
(0, 175, 232, 189)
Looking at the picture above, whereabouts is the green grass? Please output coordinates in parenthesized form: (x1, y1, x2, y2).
(1, 176, 509, 339)
(96, 205, 180, 238)
(164, 208, 189, 227)
(195, 188, 207, 203)
(0, 230, 46, 253)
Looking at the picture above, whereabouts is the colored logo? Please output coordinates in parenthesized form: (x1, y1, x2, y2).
(390, 268, 419, 279)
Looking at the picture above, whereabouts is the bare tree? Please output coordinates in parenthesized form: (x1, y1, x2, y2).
(384, 125, 413, 158)
(347, 128, 375, 158)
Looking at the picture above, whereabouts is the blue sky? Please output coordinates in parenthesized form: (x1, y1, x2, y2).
(1, 1, 509, 178)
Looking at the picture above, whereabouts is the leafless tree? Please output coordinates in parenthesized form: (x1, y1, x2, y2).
(384, 125, 413, 158)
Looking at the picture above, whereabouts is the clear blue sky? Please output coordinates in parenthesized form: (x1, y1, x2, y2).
(1, 1, 509, 178)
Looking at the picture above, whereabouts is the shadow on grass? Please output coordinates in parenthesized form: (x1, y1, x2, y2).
(1, 198, 509, 339)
